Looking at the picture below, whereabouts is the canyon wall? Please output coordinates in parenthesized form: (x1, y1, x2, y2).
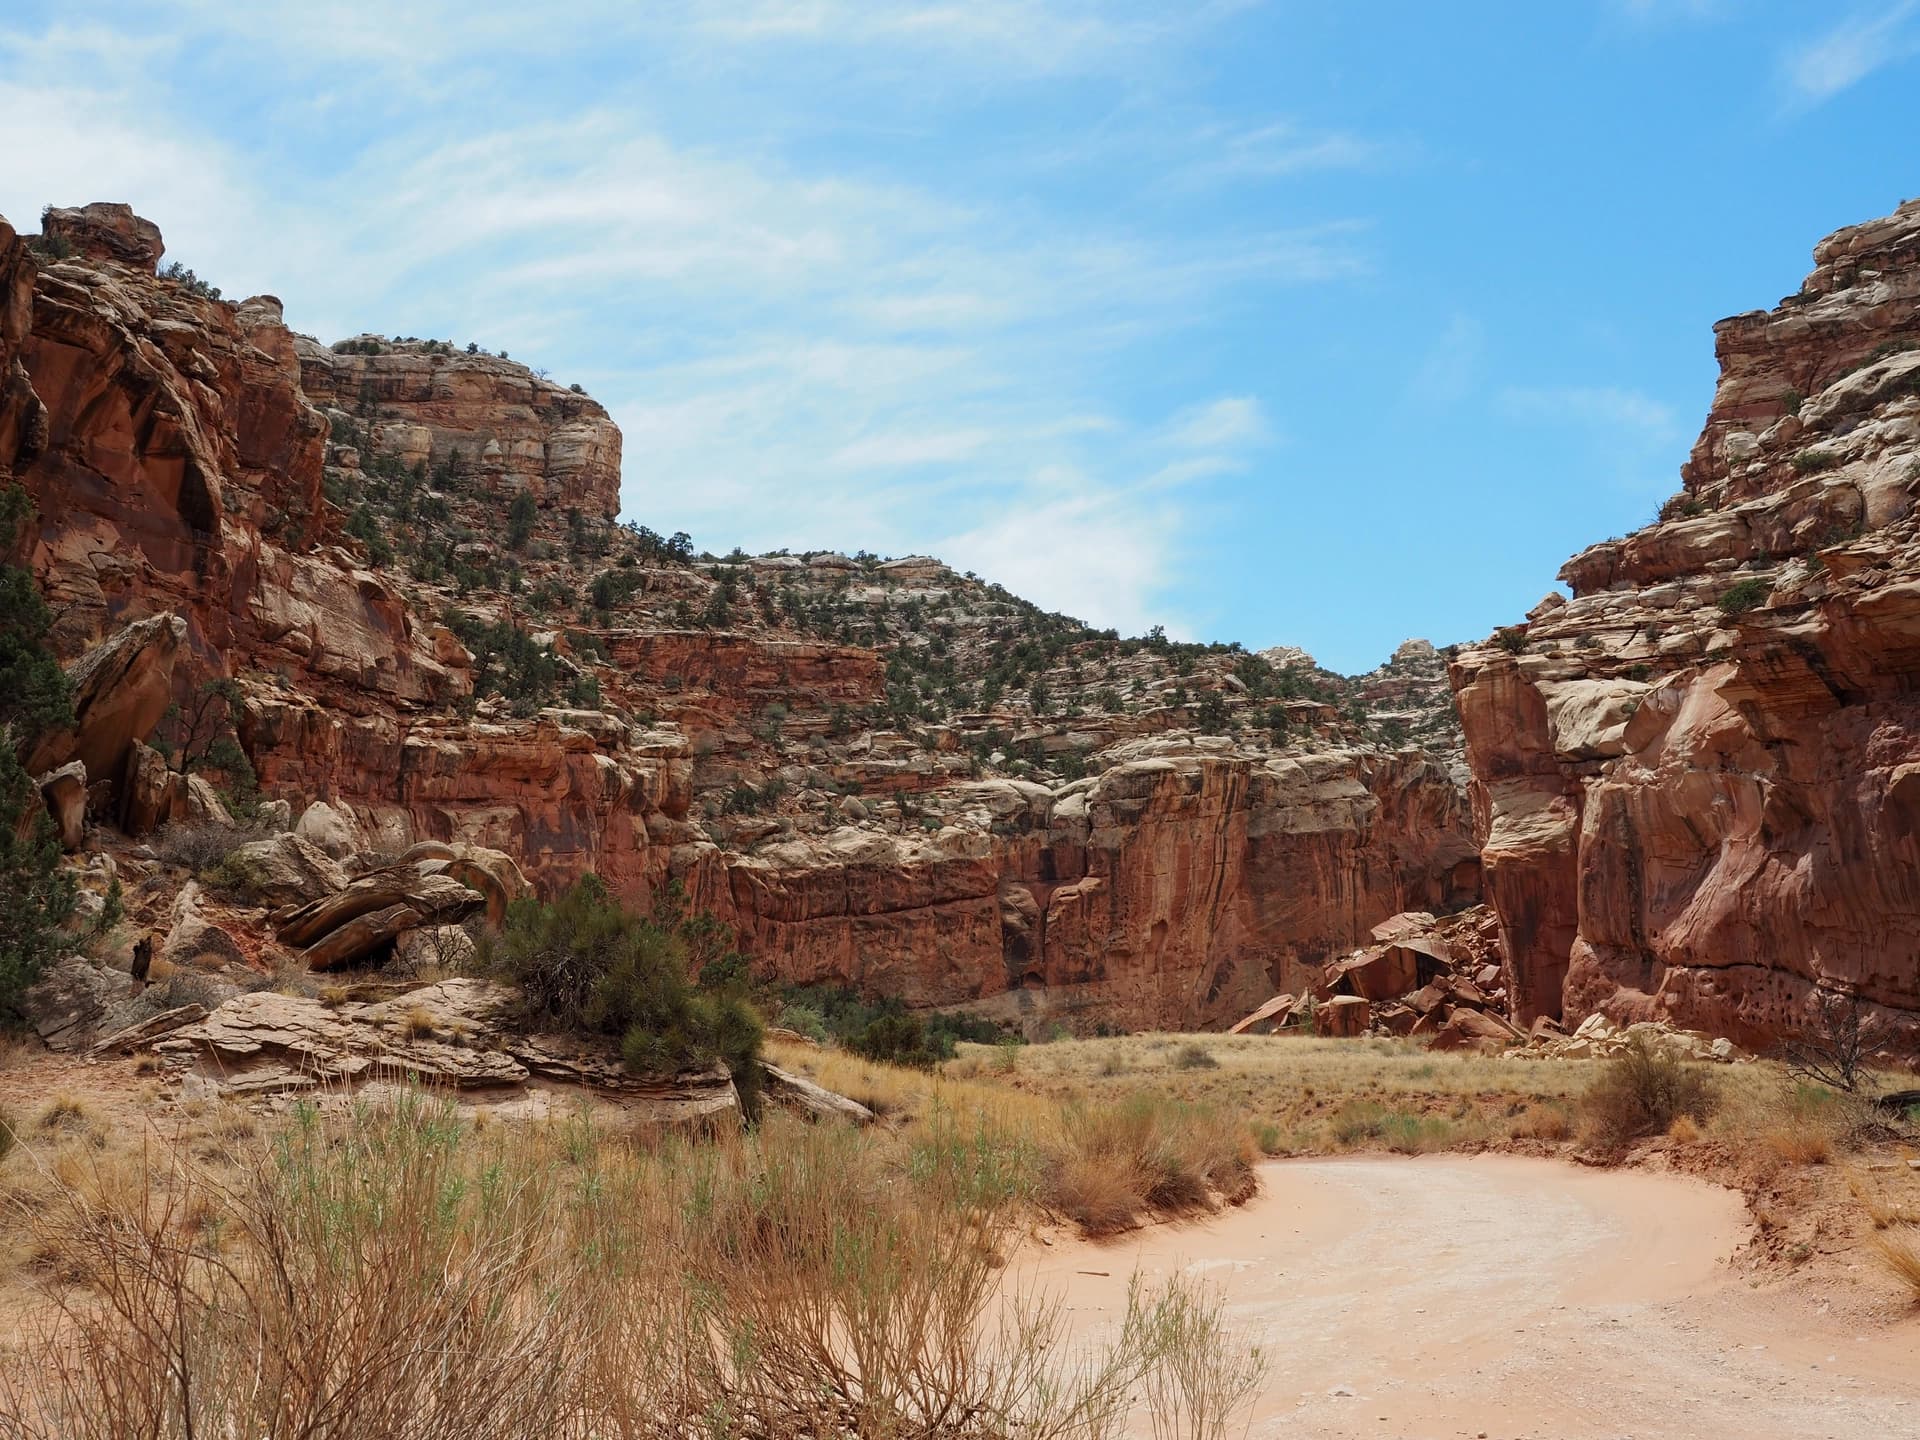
(7, 202, 1476, 1031)
(1452, 197, 1920, 1051)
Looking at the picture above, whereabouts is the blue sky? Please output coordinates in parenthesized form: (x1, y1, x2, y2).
(3, 2, 1916, 671)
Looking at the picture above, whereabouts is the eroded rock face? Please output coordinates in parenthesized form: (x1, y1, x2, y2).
(297, 338, 622, 518)
(695, 737, 1477, 1031)
(41, 204, 164, 271)
(1453, 197, 1920, 1056)
(6, 200, 1481, 1034)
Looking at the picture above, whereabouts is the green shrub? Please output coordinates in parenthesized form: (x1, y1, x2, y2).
(505, 492, 536, 550)
(1717, 577, 1771, 616)
(1576, 1037, 1717, 1150)
(778, 982, 1014, 1069)
(0, 485, 78, 1022)
(774, 1001, 829, 1043)
(475, 875, 763, 1112)
(1793, 448, 1840, 474)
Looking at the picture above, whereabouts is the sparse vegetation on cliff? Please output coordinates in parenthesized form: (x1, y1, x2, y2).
(1717, 576, 1772, 616)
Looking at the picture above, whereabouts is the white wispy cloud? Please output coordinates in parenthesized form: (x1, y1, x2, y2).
(0, 0, 1359, 638)
(1783, 1, 1920, 104)
(1164, 395, 1271, 450)
(1192, 120, 1389, 182)
(1496, 384, 1681, 441)
(934, 468, 1188, 636)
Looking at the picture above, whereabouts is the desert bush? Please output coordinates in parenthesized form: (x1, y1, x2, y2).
(1173, 1041, 1219, 1070)
(151, 819, 263, 876)
(1717, 577, 1772, 616)
(473, 874, 763, 1111)
(1379, 1111, 1457, 1154)
(3, 1096, 1268, 1438)
(1576, 1037, 1717, 1150)
(779, 982, 1014, 1069)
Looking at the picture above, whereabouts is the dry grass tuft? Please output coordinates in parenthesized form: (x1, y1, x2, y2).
(1510, 1102, 1574, 1142)
(1869, 1227, 1920, 1302)
(1846, 1167, 1920, 1229)
(1666, 1115, 1702, 1145)
(399, 1004, 438, 1039)
(36, 1094, 95, 1135)
(1040, 1094, 1252, 1236)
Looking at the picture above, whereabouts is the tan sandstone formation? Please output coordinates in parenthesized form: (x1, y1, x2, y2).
(1452, 197, 1920, 1053)
(297, 336, 622, 518)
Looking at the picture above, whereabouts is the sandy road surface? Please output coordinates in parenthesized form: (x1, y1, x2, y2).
(1022, 1156, 1920, 1439)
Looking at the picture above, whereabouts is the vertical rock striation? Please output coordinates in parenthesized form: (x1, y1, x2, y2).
(1452, 197, 1920, 1053)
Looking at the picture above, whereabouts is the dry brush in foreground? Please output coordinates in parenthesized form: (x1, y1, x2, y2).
(1, 1093, 1267, 1439)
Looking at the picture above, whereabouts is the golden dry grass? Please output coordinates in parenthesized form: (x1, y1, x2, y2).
(1869, 1227, 1920, 1302)
(1846, 1166, 1920, 1229)
(1, 1093, 1269, 1438)
(949, 1032, 1589, 1157)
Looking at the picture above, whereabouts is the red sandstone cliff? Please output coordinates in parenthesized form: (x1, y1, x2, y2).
(1452, 197, 1920, 1053)
(7, 202, 1476, 1032)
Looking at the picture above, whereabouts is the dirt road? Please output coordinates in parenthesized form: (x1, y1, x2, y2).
(1024, 1155, 1920, 1438)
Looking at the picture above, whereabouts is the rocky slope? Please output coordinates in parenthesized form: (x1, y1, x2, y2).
(1452, 197, 1920, 1052)
(4, 201, 1474, 1032)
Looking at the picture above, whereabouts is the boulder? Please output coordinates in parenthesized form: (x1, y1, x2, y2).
(1329, 944, 1421, 1002)
(1319, 994, 1369, 1038)
(39, 202, 165, 270)
(25, 613, 186, 791)
(440, 846, 531, 927)
(1229, 992, 1299, 1035)
(1429, 1007, 1517, 1053)
(181, 775, 234, 827)
(158, 883, 249, 972)
(36, 761, 87, 850)
(256, 798, 294, 832)
(88, 1004, 208, 1057)
(294, 800, 368, 860)
(22, 954, 135, 1052)
(222, 832, 350, 908)
(762, 1062, 876, 1124)
(279, 868, 485, 970)
(120, 741, 179, 835)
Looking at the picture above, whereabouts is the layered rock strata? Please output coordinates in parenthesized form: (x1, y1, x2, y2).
(1452, 197, 1920, 1053)
(6, 202, 1477, 1031)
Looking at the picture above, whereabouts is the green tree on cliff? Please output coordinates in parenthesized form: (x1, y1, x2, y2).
(0, 485, 78, 1020)
(506, 491, 537, 550)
